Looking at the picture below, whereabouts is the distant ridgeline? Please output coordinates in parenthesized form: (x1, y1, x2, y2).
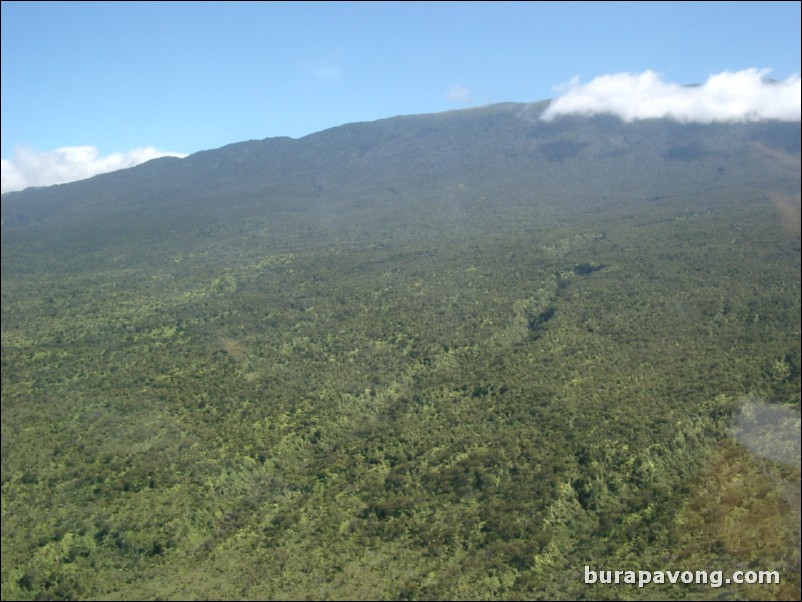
(1, 103, 800, 601)
(1, 101, 799, 253)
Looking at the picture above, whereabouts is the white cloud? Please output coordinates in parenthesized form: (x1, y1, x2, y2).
(315, 65, 343, 81)
(446, 83, 472, 104)
(541, 68, 801, 123)
(1, 145, 186, 194)
(734, 397, 800, 467)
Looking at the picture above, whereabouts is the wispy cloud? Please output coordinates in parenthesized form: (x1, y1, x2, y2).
(542, 68, 801, 123)
(315, 65, 343, 81)
(446, 83, 472, 104)
(1, 146, 187, 194)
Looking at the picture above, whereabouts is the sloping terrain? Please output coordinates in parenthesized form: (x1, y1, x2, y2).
(1, 102, 800, 600)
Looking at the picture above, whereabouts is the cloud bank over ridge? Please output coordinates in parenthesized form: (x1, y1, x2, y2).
(542, 68, 801, 123)
(1, 146, 187, 194)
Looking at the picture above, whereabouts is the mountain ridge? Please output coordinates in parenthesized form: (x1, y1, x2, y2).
(2, 100, 799, 222)
(2, 99, 800, 601)
(3, 101, 798, 279)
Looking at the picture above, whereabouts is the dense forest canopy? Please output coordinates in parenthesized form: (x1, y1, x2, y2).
(2, 102, 800, 600)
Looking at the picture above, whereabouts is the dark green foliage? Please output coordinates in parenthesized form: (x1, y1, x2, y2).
(1, 104, 800, 600)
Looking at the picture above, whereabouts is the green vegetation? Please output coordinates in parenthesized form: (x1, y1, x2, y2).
(1, 106, 800, 600)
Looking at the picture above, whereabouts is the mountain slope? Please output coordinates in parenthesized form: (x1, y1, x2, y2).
(2, 101, 799, 252)
(1, 102, 800, 601)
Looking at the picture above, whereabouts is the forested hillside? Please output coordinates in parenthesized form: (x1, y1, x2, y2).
(2, 103, 799, 600)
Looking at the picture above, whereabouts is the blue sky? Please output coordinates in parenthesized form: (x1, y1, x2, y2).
(1, 1, 800, 192)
